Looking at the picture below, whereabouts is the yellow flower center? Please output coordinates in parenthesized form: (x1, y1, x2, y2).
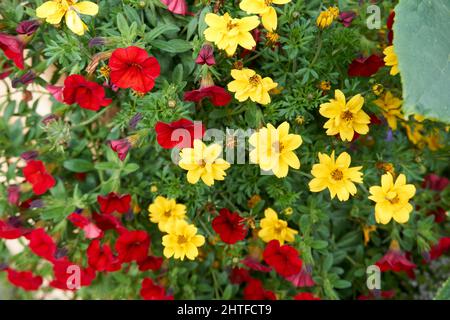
(177, 235, 188, 244)
(386, 192, 400, 204)
(331, 169, 344, 181)
(164, 210, 171, 217)
(341, 111, 354, 122)
(249, 75, 261, 87)
(226, 21, 238, 31)
(264, 0, 273, 6)
(273, 221, 285, 234)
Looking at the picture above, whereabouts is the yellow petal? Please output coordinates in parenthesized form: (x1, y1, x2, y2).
(261, 7, 277, 31)
(73, 1, 98, 16)
(36, 1, 60, 19)
(65, 10, 86, 35)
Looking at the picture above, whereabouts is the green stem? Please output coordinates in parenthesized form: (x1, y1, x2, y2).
(73, 107, 109, 128)
(309, 31, 323, 68)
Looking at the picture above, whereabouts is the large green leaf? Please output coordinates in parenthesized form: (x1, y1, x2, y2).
(394, 0, 450, 123)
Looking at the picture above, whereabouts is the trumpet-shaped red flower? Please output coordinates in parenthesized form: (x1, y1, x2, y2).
(0, 33, 25, 69)
(87, 239, 121, 272)
(63, 74, 112, 111)
(229, 267, 251, 284)
(138, 256, 164, 272)
(5, 268, 43, 291)
(23, 160, 56, 195)
(50, 257, 96, 291)
(97, 192, 131, 214)
(140, 278, 174, 300)
(212, 208, 247, 244)
(184, 85, 232, 107)
(263, 240, 302, 277)
(195, 44, 215, 66)
(16, 20, 40, 36)
(115, 230, 150, 263)
(25, 228, 57, 262)
(155, 118, 205, 149)
(376, 247, 416, 278)
(46, 85, 65, 103)
(160, 0, 188, 15)
(348, 54, 384, 77)
(284, 266, 315, 287)
(243, 279, 276, 300)
(293, 292, 321, 300)
(109, 138, 132, 161)
(109, 46, 160, 93)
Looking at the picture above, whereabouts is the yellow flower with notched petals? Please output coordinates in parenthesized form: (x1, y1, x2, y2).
(249, 122, 302, 178)
(368, 173, 416, 224)
(178, 139, 230, 186)
(320, 89, 371, 141)
(204, 13, 260, 56)
(258, 208, 297, 244)
(373, 91, 403, 130)
(383, 45, 399, 76)
(148, 196, 186, 232)
(162, 220, 205, 261)
(239, 0, 291, 32)
(309, 151, 363, 201)
(36, 0, 98, 36)
(228, 68, 278, 105)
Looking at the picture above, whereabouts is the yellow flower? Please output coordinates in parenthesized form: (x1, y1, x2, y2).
(247, 194, 262, 208)
(239, 0, 291, 32)
(403, 122, 425, 146)
(148, 196, 187, 232)
(283, 207, 293, 215)
(150, 185, 158, 193)
(319, 90, 371, 141)
(373, 91, 403, 130)
(36, 0, 99, 36)
(309, 151, 363, 201)
(265, 31, 280, 47)
(249, 122, 302, 178)
(178, 139, 230, 186)
(372, 84, 384, 96)
(162, 220, 205, 261)
(204, 13, 260, 56)
(316, 6, 339, 29)
(227, 68, 278, 105)
(258, 208, 297, 244)
(383, 45, 399, 76)
(319, 80, 331, 92)
(425, 130, 443, 151)
(368, 173, 416, 224)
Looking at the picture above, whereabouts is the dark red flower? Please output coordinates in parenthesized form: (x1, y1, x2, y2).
(109, 138, 132, 161)
(16, 20, 40, 36)
(284, 266, 315, 287)
(422, 174, 449, 192)
(428, 237, 450, 261)
(339, 11, 356, 27)
(358, 290, 395, 300)
(87, 239, 121, 272)
(67, 212, 103, 239)
(348, 54, 384, 77)
(46, 84, 65, 103)
(195, 44, 215, 66)
(23, 160, 56, 195)
(376, 246, 416, 278)
(229, 267, 251, 284)
(155, 118, 205, 149)
(63, 74, 112, 111)
(428, 207, 447, 224)
(109, 46, 160, 93)
(387, 11, 395, 44)
(0, 61, 12, 79)
(0, 219, 27, 239)
(7, 185, 20, 205)
(138, 256, 164, 272)
(5, 268, 43, 291)
(243, 279, 276, 300)
(184, 85, 232, 107)
(92, 212, 126, 233)
(263, 240, 302, 277)
(160, 0, 188, 15)
(140, 278, 174, 300)
(293, 292, 321, 300)
(115, 230, 150, 263)
(25, 228, 57, 262)
(50, 257, 96, 291)
(97, 192, 131, 214)
(241, 256, 272, 273)
(212, 208, 247, 244)
(0, 33, 25, 69)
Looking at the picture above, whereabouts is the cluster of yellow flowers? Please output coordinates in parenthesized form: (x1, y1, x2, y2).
(148, 196, 205, 260)
(316, 6, 340, 29)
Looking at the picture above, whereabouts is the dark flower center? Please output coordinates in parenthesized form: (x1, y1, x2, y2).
(249, 75, 261, 87)
(331, 169, 344, 181)
(341, 111, 354, 121)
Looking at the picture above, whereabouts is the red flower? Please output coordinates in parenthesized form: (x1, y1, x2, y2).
(293, 292, 321, 300)
(97, 192, 131, 214)
(5, 268, 43, 291)
(241, 256, 272, 273)
(263, 240, 302, 277)
(358, 290, 395, 300)
(338, 11, 356, 27)
(109, 46, 160, 93)
(16, 20, 40, 36)
(184, 86, 232, 107)
(92, 212, 126, 233)
(0, 219, 27, 239)
(7, 185, 20, 205)
(422, 174, 449, 192)
(376, 246, 416, 278)
(0, 33, 25, 69)
(387, 11, 395, 44)
(155, 118, 205, 149)
(25, 228, 57, 262)
(46, 84, 65, 103)
(87, 239, 121, 272)
(63, 74, 112, 111)
(428, 237, 450, 261)
(109, 138, 132, 161)
(229, 267, 251, 284)
(160, 0, 188, 15)
(195, 44, 215, 66)
(284, 266, 315, 287)
(212, 208, 248, 244)
(348, 54, 384, 77)
(138, 256, 164, 272)
(243, 279, 276, 300)
(140, 278, 174, 300)
(23, 160, 56, 195)
(50, 257, 96, 291)
(67, 212, 104, 239)
(0, 61, 12, 79)
(115, 230, 150, 263)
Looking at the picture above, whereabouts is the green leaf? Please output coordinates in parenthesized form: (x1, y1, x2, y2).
(151, 39, 192, 53)
(394, 0, 450, 122)
(334, 280, 352, 289)
(95, 162, 119, 171)
(146, 24, 180, 41)
(63, 159, 94, 173)
(123, 163, 140, 174)
(434, 277, 450, 300)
